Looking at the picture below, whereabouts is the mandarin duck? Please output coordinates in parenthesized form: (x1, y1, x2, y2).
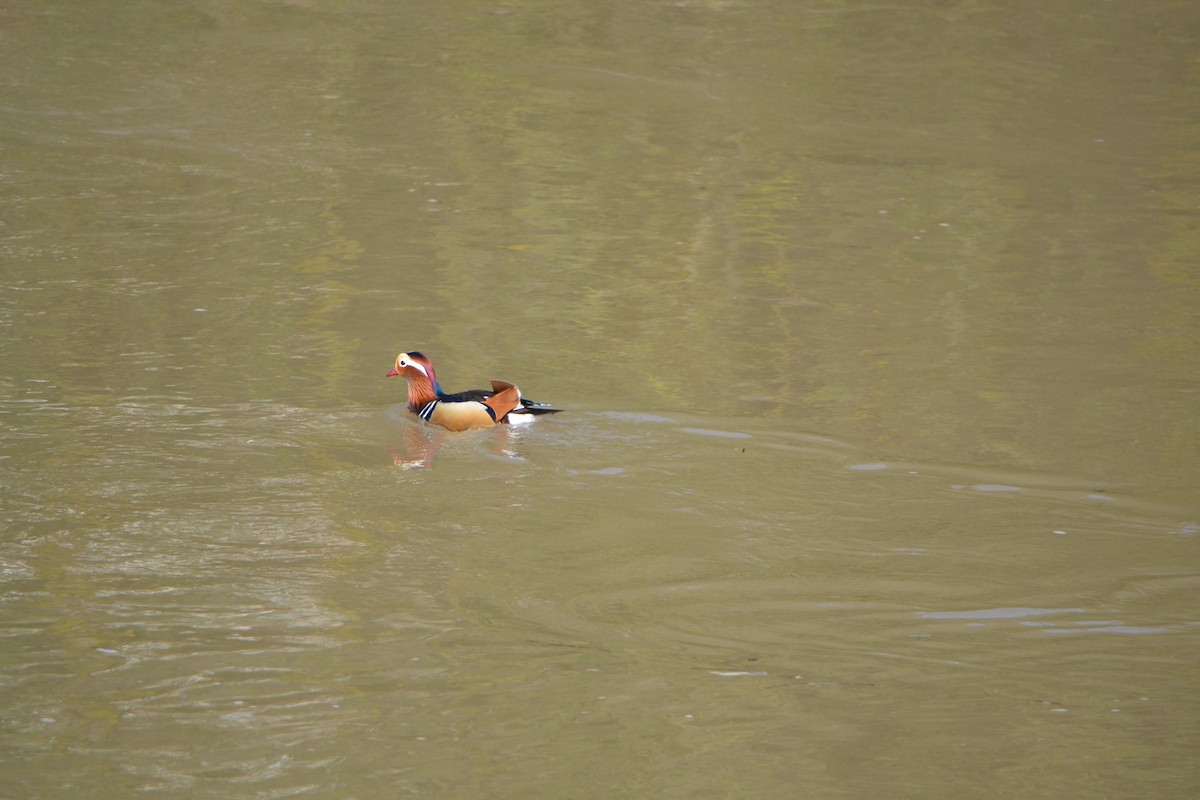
(386, 351, 561, 432)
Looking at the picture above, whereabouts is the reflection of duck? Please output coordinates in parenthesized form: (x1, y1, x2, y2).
(386, 351, 561, 432)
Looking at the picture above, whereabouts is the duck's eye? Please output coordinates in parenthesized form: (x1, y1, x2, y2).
(399, 360, 408, 367)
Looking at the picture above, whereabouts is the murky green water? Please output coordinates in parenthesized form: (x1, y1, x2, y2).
(3, 1, 1198, 797)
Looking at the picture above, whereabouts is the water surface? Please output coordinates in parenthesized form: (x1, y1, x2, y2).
(2, 1, 1198, 798)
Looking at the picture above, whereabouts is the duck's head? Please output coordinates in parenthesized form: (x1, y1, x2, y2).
(387, 351, 443, 411)
(386, 351, 434, 380)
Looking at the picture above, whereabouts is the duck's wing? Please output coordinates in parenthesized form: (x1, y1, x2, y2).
(482, 380, 522, 421)
(437, 389, 489, 403)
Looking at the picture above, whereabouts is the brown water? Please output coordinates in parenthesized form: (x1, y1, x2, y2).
(2, 1, 1198, 797)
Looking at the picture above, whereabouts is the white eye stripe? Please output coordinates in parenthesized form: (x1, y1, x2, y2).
(400, 357, 428, 377)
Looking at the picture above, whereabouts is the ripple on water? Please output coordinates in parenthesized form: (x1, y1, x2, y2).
(917, 607, 1087, 620)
